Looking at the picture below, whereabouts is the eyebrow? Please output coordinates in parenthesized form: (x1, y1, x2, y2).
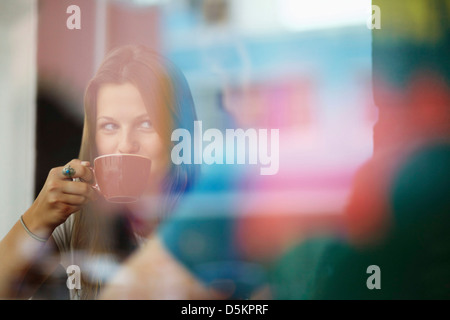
(96, 114, 151, 121)
(96, 116, 115, 122)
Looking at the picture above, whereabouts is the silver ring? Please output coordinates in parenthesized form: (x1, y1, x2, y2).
(62, 164, 76, 178)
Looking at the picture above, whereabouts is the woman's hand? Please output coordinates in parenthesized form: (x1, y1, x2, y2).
(23, 159, 97, 238)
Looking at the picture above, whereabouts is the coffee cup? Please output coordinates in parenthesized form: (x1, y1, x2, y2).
(92, 154, 152, 203)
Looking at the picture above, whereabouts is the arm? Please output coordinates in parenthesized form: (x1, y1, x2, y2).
(0, 159, 96, 298)
(0, 219, 59, 298)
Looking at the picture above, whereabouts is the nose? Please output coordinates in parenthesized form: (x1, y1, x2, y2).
(117, 129, 140, 154)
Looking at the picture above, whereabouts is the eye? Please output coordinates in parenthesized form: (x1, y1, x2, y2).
(100, 122, 119, 131)
(139, 120, 153, 130)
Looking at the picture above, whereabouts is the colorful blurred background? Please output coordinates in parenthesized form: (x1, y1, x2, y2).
(1, 0, 449, 299)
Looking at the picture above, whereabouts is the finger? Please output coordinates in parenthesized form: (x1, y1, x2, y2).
(58, 193, 88, 206)
(78, 161, 94, 183)
(61, 159, 94, 183)
(61, 180, 97, 200)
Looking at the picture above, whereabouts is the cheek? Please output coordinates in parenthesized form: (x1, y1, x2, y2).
(141, 134, 171, 175)
(95, 133, 116, 156)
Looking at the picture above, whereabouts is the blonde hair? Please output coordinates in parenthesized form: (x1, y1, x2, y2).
(72, 45, 199, 299)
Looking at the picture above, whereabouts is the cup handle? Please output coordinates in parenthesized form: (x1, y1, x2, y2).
(87, 166, 101, 193)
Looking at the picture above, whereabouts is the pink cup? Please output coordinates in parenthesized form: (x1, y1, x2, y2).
(93, 154, 152, 203)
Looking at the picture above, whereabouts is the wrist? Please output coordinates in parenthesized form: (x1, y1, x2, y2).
(22, 207, 54, 241)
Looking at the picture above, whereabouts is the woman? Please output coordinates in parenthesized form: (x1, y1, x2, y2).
(0, 44, 199, 299)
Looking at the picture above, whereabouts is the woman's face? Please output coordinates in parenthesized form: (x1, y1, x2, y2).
(95, 82, 170, 192)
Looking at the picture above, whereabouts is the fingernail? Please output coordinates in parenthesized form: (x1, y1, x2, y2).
(81, 161, 90, 166)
